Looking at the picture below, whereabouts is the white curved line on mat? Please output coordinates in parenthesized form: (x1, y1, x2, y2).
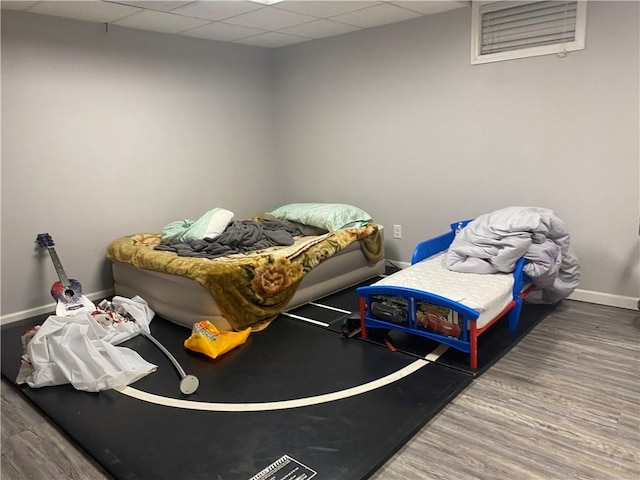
(115, 358, 429, 412)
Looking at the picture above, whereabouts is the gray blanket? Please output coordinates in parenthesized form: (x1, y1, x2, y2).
(446, 207, 580, 303)
(155, 220, 302, 259)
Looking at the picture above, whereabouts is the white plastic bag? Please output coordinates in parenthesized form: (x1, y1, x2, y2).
(18, 296, 157, 392)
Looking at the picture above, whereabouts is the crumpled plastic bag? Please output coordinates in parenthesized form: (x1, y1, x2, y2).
(184, 320, 250, 359)
(17, 295, 157, 392)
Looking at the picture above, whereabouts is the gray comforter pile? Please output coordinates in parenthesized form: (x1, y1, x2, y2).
(446, 206, 580, 303)
(155, 220, 302, 259)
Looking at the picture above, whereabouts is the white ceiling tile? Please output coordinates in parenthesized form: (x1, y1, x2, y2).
(113, 9, 211, 33)
(331, 3, 421, 28)
(7, 0, 463, 48)
(106, 1, 194, 12)
(274, 1, 381, 19)
(1, 1, 39, 11)
(171, 1, 264, 21)
(279, 18, 360, 39)
(223, 6, 317, 30)
(236, 31, 310, 48)
(252, 0, 286, 4)
(181, 22, 265, 42)
(28, 1, 141, 23)
(391, 1, 468, 16)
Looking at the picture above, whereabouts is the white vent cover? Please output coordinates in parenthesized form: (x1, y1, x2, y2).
(471, 1, 587, 64)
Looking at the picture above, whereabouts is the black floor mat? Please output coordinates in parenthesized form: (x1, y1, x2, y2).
(1, 311, 471, 480)
(1, 264, 553, 479)
(286, 279, 555, 376)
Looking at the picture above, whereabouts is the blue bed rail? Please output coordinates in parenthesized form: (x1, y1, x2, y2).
(410, 220, 472, 264)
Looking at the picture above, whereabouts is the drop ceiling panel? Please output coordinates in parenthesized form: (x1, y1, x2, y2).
(222, 7, 318, 30)
(181, 22, 266, 42)
(114, 1, 194, 13)
(171, 1, 264, 22)
(113, 9, 211, 33)
(331, 3, 421, 28)
(27, 1, 141, 23)
(1, 1, 39, 11)
(274, 1, 381, 18)
(236, 31, 310, 48)
(391, 1, 467, 15)
(2, 1, 469, 48)
(279, 18, 361, 39)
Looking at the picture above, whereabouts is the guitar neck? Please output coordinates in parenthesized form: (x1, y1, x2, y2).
(46, 247, 70, 287)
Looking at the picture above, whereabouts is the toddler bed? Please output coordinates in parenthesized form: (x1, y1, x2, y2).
(107, 204, 384, 332)
(357, 220, 534, 369)
(357, 207, 579, 369)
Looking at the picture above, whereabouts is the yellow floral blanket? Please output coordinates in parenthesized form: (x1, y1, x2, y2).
(106, 224, 383, 331)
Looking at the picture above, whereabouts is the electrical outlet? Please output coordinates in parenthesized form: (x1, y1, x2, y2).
(393, 224, 402, 239)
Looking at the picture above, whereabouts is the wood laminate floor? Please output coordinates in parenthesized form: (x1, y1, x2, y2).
(2, 300, 639, 480)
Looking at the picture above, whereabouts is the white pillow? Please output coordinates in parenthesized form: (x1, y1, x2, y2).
(201, 208, 234, 238)
(161, 208, 234, 244)
(270, 203, 372, 232)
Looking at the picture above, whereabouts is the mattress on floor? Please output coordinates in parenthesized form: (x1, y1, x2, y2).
(113, 235, 385, 331)
(372, 252, 515, 329)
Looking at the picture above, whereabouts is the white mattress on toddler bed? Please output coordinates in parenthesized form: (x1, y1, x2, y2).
(372, 252, 515, 329)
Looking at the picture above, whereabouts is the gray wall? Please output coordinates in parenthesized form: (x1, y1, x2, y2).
(1, 11, 279, 317)
(274, 1, 639, 303)
(2, 2, 639, 320)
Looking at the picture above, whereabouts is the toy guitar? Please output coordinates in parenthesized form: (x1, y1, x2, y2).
(36, 233, 95, 317)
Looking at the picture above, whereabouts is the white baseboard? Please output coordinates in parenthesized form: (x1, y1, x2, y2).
(568, 289, 639, 311)
(386, 260, 639, 311)
(2, 280, 638, 327)
(0, 289, 115, 326)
